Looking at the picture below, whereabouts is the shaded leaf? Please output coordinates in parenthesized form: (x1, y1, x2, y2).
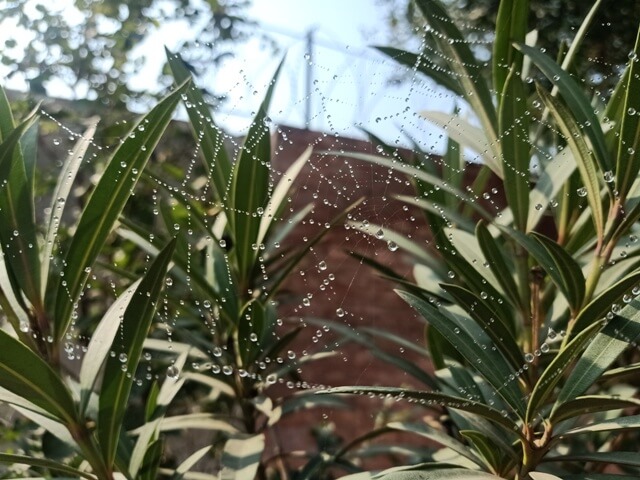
(98, 238, 176, 467)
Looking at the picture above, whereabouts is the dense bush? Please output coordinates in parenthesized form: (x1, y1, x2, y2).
(0, 0, 639, 479)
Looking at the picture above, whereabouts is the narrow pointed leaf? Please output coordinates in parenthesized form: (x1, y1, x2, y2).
(414, 0, 499, 150)
(526, 320, 603, 423)
(502, 228, 585, 311)
(441, 284, 523, 370)
(536, 85, 604, 242)
(0, 329, 76, 424)
(389, 422, 483, 467)
(475, 222, 520, 308)
(375, 46, 464, 97)
(499, 66, 530, 230)
(420, 111, 502, 176)
(98, 238, 176, 467)
(397, 290, 525, 416)
(256, 146, 311, 246)
(493, 0, 529, 96)
(555, 297, 640, 407)
(527, 149, 576, 231)
(320, 386, 521, 435)
(0, 453, 97, 480)
(0, 111, 42, 311)
(614, 28, 640, 200)
(572, 270, 640, 334)
(517, 44, 609, 172)
(563, 413, 640, 437)
(79, 279, 141, 415)
(552, 396, 640, 425)
(544, 452, 640, 468)
(230, 61, 283, 281)
(165, 48, 231, 205)
(220, 434, 265, 480)
(42, 122, 97, 289)
(54, 82, 188, 339)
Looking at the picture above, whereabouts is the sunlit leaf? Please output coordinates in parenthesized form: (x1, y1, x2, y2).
(53, 82, 188, 339)
(499, 66, 530, 231)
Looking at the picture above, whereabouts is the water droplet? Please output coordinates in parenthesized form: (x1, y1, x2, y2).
(219, 239, 227, 248)
(318, 261, 327, 270)
(119, 353, 128, 363)
(447, 270, 455, 279)
(604, 171, 614, 183)
(336, 308, 345, 317)
(222, 365, 233, 375)
(387, 241, 399, 252)
(167, 365, 180, 379)
(535, 203, 543, 211)
(19, 321, 29, 333)
(266, 373, 277, 384)
(524, 353, 534, 363)
(577, 187, 587, 197)
(12, 230, 18, 237)
(540, 343, 549, 353)
(165, 278, 173, 286)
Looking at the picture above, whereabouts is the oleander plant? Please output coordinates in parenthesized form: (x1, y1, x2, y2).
(317, 0, 640, 478)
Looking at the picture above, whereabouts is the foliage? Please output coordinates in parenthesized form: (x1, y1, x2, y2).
(0, 0, 253, 105)
(322, 0, 640, 478)
(378, 0, 639, 92)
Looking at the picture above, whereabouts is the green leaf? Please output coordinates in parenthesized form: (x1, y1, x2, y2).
(42, 122, 97, 291)
(0, 329, 76, 424)
(440, 284, 523, 371)
(475, 222, 521, 309)
(397, 291, 525, 416)
(256, 145, 311, 247)
(572, 270, 640, 335)
(0, 453, 97, 480)
(414, 0, 498, 151)
(78, 279, 141, 415)
(219, 434, 265, 480)
(389, 422, 483, 468)
(499, 66, 530, 231)
(0, 110, 42, 312)
(319, 386, 521, 436)
(229, 60, 283, 282)
(536, 85, 605, 243)
(169, 446, 212, 480)
(563, 413, 640, 437)
(138, 438, 163, 480)
(544, 452, 640, 468)
(374, 46, 464, 98)
(341, 467, 504, 479)
(459, 430, 509, 473)
(165, 48, 231, 205)
(527, 149, 577, 231)
(555, 297, 640, 408)
(420, 111, 502, 177)
(526, 320, 603, 423)
(552, 396, 640, 425)
(614, 28, 640, 200)
(502, 228, 585, 312)
(517, 44, 610, 173)
(493, 0, 529, 96)
(98, 238, 176, 467)
(53, 81, 188, 339)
